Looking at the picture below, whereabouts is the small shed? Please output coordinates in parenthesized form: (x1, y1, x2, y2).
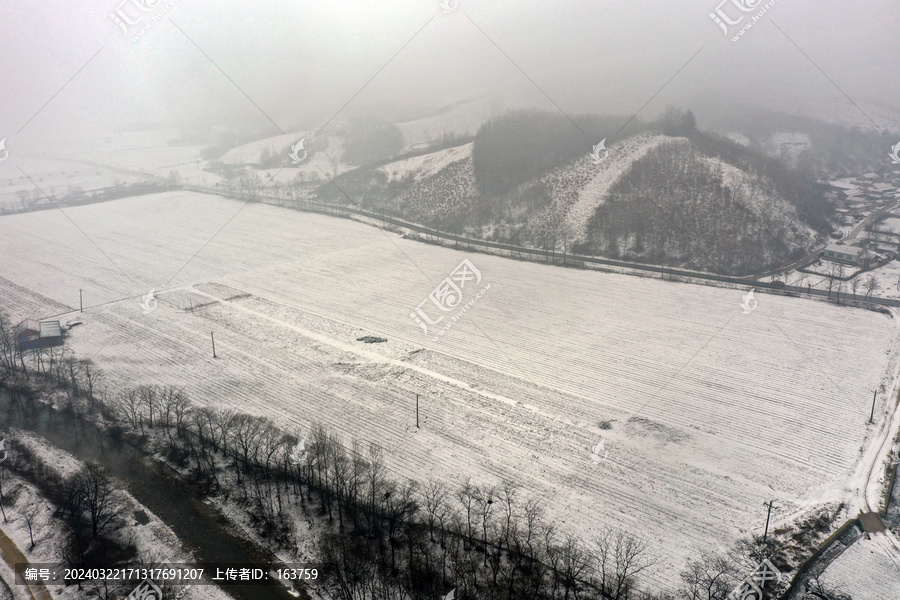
(16, 319, 64, 351)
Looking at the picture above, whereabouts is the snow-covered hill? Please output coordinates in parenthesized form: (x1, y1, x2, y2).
(539, 134, 685, 242)
(378, 142, 473, 182)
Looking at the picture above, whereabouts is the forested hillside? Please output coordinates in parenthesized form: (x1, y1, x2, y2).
(313, 110, 831, 276)
(578, 139, 818, 273)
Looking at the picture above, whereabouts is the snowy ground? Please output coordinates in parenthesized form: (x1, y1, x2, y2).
(218, 132, 305, 165)
(877, 216, 900, 234)
(1, 192, 899, 589)
(378, 142, 473, 181)
(821, 535, 900, 599)
(780, 256, 900, 304)
(0, 155, 145, 213)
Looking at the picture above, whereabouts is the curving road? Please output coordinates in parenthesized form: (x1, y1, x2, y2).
(0, 527, 51, 600)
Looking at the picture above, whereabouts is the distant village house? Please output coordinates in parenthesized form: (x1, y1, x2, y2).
(821, 243, 870, 267)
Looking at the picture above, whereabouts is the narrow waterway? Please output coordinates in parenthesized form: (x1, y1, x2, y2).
(1, 390, 303, 600)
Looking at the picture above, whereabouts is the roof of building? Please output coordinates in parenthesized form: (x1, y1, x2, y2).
(824, 243, 865, 256)
(39, 321, 63, 338)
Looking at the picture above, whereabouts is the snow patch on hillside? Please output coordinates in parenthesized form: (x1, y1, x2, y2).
(558, 134, 688, 241)
(396, 99, 502, 152)
(219, 132, 308, 165)
(761, 131, 811, 163)
(700, 154, 801, 227)
(725, 132, 751, 146)
(378, 143, 473, 182)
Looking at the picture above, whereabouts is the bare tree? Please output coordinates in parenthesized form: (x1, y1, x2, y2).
(558, 535, 591, 600)
(680, 553, 738, 600)
(457, 477, 478, 548)
(474, 484, 497, 566)
(422, 480, 450, 544)
(590, 527, 655, 600)
(804, 573, 852, 600)
(865, 273, 878, 300)
(116, 389, 142, 429)
(74, 463, 119, 539)
(22, 499, 46, 550)
(0, 462, 8, 523)
(158, 386, 187, 431)
(835, 263, 846, 301)
(16, 189, 30, 210)
(0, 311, 24, 375)
(137, 385, 158, 428)
(79, 359, 102, 409)
(169, 391, 191, 438)
(366, 443, 386, 536)
(825, 261, 840, 298)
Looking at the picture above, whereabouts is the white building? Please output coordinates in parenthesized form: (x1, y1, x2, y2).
(821, 243, 869, 266)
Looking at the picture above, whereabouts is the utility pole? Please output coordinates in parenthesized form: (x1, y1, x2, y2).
(416, 394, 420, 428)
(870, 390, 877, 424)
(763, 500, 775, 544)
(79, 289, 83, 313)
(211, 331, 217, 358)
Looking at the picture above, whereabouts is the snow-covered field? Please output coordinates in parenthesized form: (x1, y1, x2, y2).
(0, 156, 145, 213)
(1, 192, 899, 589)
(822, 535, 900, 599)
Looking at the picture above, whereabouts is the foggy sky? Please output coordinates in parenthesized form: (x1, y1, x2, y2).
(1, 0, 898, 150)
